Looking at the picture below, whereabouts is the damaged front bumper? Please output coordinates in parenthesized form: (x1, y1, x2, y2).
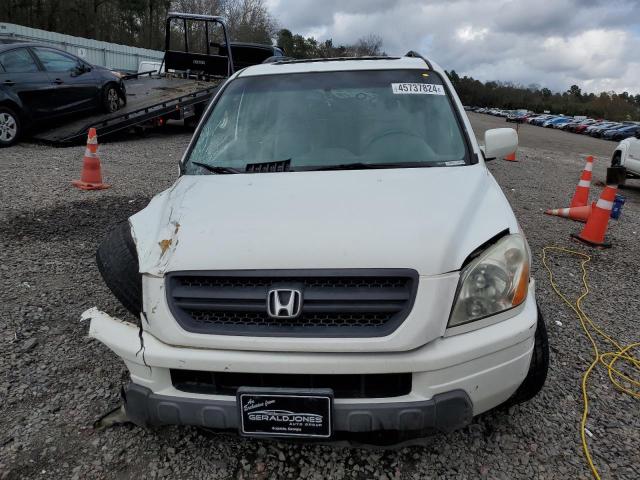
(85, 310, 473, 437)
(84, 293, 537, 440)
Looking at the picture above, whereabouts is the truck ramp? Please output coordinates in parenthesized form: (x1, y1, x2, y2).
(31, 75, 221, 145)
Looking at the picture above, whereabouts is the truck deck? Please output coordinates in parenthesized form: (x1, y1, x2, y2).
(30, 75, 222, 145)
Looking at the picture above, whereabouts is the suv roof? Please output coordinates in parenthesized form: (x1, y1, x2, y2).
(237, 54, 440, 77)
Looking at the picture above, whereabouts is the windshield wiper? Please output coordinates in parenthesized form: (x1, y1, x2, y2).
(191, 162, 243, 174)
(307, 161, 438, 172)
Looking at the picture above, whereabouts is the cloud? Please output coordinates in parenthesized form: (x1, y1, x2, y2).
(455, 26, 489, 43)
(267, 0, 640, 94)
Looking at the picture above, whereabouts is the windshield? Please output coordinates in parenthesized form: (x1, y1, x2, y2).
(185, 69, 469, 173)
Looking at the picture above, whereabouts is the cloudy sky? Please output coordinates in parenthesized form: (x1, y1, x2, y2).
(266, 0, 640, 95)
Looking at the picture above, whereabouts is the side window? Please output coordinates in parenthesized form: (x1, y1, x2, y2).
(0, 48, 39, 73)
(33, 48, 78, 72)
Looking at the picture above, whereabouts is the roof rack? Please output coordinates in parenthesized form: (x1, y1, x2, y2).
(404, 51, 432, 70)
(272, 56, 399, 65)
(166, 11, 224, 21)
(263, 55, 295, 64)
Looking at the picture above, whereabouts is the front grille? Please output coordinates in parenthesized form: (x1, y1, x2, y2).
(166, 269, 418, 337)
(171, 370, 412, 399)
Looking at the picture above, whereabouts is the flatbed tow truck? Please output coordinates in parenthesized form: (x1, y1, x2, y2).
(31, 12, 282, 145)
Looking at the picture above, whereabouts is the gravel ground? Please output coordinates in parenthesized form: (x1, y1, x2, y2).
(1, 117, 639, 480)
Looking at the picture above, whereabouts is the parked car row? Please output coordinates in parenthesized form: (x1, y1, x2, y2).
(466, 106, 640, 142)
(531, 115, 640, 141)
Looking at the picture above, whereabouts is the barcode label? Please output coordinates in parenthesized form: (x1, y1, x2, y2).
(391, 83, 446, 95)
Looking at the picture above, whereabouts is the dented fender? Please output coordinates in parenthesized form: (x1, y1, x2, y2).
(129, 180, 189, 276)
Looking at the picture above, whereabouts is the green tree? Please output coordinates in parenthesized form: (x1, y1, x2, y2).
(568, 84, 582, 99)
(448, 70, 461, 86)
(277, 28, 294, 55)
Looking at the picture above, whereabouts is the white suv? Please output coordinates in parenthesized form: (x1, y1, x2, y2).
(612, 132, 640, 182)
(89, 53, 548, 443)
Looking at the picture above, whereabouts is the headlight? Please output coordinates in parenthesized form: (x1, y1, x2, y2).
(449, 234, 530, 328)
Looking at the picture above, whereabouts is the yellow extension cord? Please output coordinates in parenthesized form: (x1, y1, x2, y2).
(541, 246, 640, 479)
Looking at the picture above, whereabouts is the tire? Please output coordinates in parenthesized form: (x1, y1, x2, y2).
(96, 221, 142, 317)
(507, 307, 549, 405)
(0, 106, 21, 147)
(102, 83, 122, 113)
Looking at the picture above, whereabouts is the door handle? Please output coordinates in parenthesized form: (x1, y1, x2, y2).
(53, 78, 64, 84)
(3, 80, 15, 86)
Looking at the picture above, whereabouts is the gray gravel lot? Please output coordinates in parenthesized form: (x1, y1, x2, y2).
(1, 116, 639, 479)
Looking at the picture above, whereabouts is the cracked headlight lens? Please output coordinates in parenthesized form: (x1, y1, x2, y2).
(449, 234, 530, 328)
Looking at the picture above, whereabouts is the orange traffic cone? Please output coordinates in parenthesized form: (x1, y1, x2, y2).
(545, 155, 595, 222)
(544, 205, 592, 222)
(72, 128, 110, 190)
(570, 155, 594, 208)
(571, 185, 617, 248)
(504, 151, 517, 162)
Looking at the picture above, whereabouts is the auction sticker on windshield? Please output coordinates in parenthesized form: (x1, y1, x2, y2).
(391, 83, 446, 95)
(238, 388, 333, 438)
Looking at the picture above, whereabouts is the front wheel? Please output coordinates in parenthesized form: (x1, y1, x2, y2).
(102, 84, 123, 113)
(96, 221, 142, 317)
(0, 106, 21, 147)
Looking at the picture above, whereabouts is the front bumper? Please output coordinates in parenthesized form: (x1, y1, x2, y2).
(123, 383, 472, 439)
(86, 285, 537, 438)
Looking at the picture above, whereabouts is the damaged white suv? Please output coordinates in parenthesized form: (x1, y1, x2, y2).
(89, 52, 548, 443)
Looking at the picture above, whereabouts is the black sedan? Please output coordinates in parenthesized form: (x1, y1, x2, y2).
(0, 43, 126, 147)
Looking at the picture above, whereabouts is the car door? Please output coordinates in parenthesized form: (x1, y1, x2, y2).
(0, 47, 53, 121)
(30, 47, 99, 115)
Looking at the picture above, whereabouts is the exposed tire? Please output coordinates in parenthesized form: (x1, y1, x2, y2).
(507, 307, 549, 406)
(102, 83, 122, 113)
(96, 221, 142, 317)
(0, 106, 21, 147)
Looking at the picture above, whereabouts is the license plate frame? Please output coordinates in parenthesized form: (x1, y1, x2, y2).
(237, 387, 333, 439)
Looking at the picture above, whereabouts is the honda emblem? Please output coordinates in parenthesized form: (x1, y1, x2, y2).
(267, 289, 303, 319)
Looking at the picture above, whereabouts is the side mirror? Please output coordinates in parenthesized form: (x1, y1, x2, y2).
(72, 64, 89, 76)
(483, 128, 518, 160)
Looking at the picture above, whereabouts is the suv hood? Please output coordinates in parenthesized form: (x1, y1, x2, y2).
(131, 164, 518, 277)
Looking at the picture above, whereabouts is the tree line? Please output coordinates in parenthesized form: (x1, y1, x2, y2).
(0, 0, 382, 55)
(0, 0, 635, 118)
(276, 30, 383, 58)
(446, 70, 640, 121)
